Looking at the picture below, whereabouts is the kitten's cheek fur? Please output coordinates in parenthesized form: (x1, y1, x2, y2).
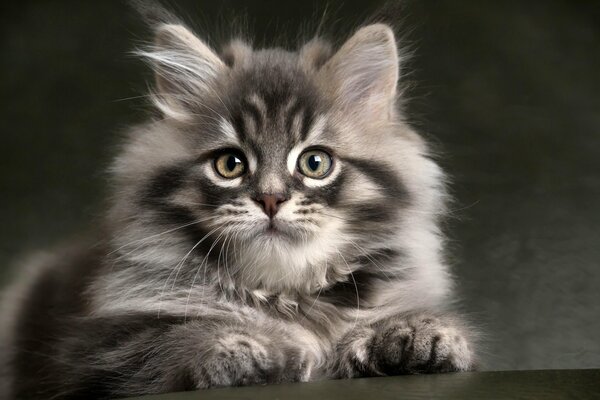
(333, 313, 475, 378)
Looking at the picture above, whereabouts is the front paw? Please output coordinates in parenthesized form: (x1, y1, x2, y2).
(335, 314, 474, 377)
(197, 329, 313, 388)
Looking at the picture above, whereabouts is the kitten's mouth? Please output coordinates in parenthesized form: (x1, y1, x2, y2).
(264, 220, 282, 235)
(259, 219, 297, 240)
(267, 221, 277, 232)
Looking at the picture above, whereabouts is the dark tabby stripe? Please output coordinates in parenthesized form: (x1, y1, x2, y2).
(299, 169, 348, 207)
(320, 269, 389, 308)
(240, 98, 264, 131)
(349, 203, 398, 224)
(138, 164, 220, 252)
(342, 157, 408, 201)
(140, 163, 191, 207)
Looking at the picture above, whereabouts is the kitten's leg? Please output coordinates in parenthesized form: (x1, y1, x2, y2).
(25, 313, 315, 398)
(333, 312, 474, 378)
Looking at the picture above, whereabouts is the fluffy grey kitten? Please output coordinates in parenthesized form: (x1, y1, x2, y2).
(0, 7, 476, 400)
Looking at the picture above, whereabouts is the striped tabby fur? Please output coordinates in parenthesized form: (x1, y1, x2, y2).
(0, 5, 476, 399)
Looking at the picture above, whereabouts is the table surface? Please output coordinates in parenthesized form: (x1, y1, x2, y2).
(131, 369, 600, 400)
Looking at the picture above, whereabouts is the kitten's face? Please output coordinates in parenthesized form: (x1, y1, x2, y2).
(192, 65, 342, 246)
(156, 58, 361, 289)
(114, 23, 434, 292)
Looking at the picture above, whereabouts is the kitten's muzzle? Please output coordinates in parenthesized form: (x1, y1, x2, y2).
(252, 193, 289, 218)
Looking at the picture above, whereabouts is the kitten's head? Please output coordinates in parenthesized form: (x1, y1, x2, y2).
(110, 19, 445, 295)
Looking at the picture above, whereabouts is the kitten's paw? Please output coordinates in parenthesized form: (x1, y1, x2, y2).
(372, 315, 473, 374)
(197, 330, 313, 388)
(335, 314, 474, 378)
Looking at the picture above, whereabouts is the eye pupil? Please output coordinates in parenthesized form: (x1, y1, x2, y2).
(226, 155, 239, 171)
(308, 155, 321, 171)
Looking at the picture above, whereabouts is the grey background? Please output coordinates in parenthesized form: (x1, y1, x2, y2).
(1, 1, 598, 371)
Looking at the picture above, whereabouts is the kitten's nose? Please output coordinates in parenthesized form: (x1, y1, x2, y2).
(252, 193, 289, 218)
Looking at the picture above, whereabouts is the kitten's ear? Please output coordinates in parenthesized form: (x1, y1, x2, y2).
(322, 24, 399, 121)
(137, 23, 226, 121)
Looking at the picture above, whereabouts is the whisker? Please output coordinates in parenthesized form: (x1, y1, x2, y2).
(347, 239, 393, 282)
(168, 226, 221, 292)
(216, 227, 234, 299)
(336, 248, 360, 333)
(175, 202, 222, 208)
(299, 277, 324, 324)
(112, 93, 156, 103)
(185, 228, 227, 320)
(446, 199, 481, 215)
(109, 215, 219, 256)
(157, 226, 220, 318)
(318, 211, 354, 223)
(224, 224, 243, 300)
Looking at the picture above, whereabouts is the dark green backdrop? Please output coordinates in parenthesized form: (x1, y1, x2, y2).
(1, 0, 599, 371)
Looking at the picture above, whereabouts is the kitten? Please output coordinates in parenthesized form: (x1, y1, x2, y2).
(0, 6, 476, 399)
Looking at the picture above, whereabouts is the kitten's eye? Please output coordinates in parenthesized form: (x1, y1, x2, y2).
(214, 151, 246, 179)
(297, 149, 333, 179)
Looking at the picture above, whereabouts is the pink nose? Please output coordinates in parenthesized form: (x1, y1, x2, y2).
(253, 193, 289, 218)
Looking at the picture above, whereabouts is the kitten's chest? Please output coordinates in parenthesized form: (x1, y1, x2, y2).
(220, 285, 358, 331)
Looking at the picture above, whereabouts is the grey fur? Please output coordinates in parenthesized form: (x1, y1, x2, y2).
(0, 8, 477, 400)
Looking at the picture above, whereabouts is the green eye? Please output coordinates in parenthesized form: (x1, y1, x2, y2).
(214, 152, 246, 179)
(297, 149, 333, 179)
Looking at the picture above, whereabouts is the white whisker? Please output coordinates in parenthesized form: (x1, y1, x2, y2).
(185, 229, 227, 320)
(336, 248, 360, 333)
(157, 226, 220, 317)
(109, 215, 219, 256)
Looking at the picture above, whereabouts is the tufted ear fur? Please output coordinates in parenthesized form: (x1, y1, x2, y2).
(136, 23, 226, 121)
(299, 38, 333, 71)
(221, 39, 253, 69)
(322, 24, 399, 121)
